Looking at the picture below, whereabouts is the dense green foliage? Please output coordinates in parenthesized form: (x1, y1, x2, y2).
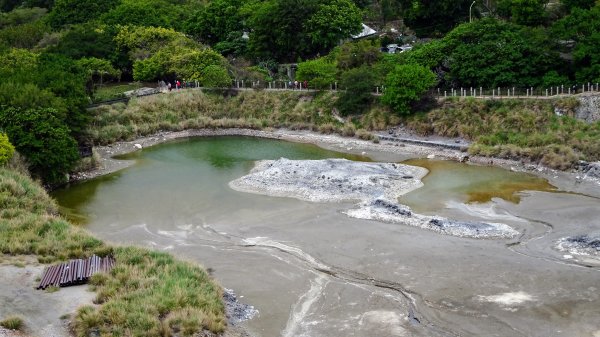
(115, 26, 228, 82)
(398, 0, 475, 36)
(337, 66, 377, 115)
(46, 0, 119, 28)
(553, 5, 600, 82)
(0, 133, 15, 166)
(382, 64, 437, 114)
(0, 168, 226, 336)
(496, 0, 548, 26)
(404, 18, 561, 88)
(0, 107, 79, 184)
(0, 48, 89, 184)
(246, 0, 362, 61)
(296, 58, 337, 89)
(100, 0, 191, 30)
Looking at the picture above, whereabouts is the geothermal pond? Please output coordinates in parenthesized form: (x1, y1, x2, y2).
(54, 136, 600, 337)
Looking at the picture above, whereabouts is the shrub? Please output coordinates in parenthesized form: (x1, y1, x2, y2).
(0, 133, 15, 166)
(337, 66, 377, 116)
(296, 58, 337, 90)
(356, 129, 373, 140)
(201, 65, 231, 88)
(0, 316, 23, 330)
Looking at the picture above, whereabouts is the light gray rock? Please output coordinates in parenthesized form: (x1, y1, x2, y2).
(575, 93, 600, 123)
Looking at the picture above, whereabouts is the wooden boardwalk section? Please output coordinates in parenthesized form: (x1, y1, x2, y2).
(37, 255, 115, 290)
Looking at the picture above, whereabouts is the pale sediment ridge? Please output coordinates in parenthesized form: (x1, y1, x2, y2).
(230, 158, 519, 239)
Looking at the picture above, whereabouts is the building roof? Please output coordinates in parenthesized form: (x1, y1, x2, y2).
(352, 24, 377, 39)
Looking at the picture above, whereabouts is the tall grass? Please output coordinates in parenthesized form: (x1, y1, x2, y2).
(0, 169, 226, 336)
(88, 90, 390, 145)
(407, 98, 600, 169)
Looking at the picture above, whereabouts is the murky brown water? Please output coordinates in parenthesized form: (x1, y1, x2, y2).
(53, 137, 600, 337)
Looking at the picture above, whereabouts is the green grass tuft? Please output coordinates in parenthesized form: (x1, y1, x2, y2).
(0, 316, 24, 330)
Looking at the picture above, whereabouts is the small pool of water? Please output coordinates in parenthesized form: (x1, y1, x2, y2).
(53, 136, 368, 223)
(400, 158, 556, 213)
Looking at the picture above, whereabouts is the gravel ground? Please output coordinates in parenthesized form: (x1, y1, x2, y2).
(0, 328, 26, 337)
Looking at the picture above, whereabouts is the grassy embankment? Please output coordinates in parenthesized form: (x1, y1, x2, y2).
(89, 89, 600, 170)
(0, 168, 225, 336)
(88, 89, 397, 144)
(407, 97, 600, 169)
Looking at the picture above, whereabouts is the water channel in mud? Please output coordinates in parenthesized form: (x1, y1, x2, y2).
(53, 136, 600, 337)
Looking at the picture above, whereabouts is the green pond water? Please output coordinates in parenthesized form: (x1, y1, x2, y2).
(54, 136, 555, 223)
(53, 136, 369, 223)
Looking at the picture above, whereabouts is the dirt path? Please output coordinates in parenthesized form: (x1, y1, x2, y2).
(0, 257, 95, 337)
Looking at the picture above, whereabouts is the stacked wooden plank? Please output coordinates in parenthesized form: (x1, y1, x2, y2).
(37, 255, 116, 290)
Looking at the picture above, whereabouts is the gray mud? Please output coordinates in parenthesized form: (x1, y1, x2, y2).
(54, 136, 600, 337)
(0, 260, 95, 337)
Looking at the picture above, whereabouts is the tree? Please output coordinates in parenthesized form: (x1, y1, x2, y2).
(184, 0, 245, 45)
(381, 64, 436, 114)
(0, 20, 47, 49)
(496, 0, 548, 26)
(561, 0, 596, 12)
(404, 18, 563, 88)
(116, 26, 228, 81)
(296, 58, 337, 89)
(46, 0, 120, 28)
(398, 0, 475, 37)
(0, 133, 15, 166)
(337, 66, 377, 115)
(553, 5, 600, 82)
(335, 39, 381, 71)
(305, 0, 362, 52)
(201, 65, 231, 87)
(246, 0, 362, 61)
(0, 7, 47, 29)
(0, 49, 90, 139)
(76, 57, 121, 88)
(0, 107, 79, 185)
(49, 23, 124, 63)
(101, 0, 190, 30)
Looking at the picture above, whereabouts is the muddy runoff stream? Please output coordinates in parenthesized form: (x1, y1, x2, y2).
(53, 136, 600, 337)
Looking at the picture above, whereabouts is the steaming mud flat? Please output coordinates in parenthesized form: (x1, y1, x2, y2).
(54, 137, 600, 337)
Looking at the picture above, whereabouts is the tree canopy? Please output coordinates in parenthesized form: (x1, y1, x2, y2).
(382, 64, 437, 114)
(246, 0, 362, 61)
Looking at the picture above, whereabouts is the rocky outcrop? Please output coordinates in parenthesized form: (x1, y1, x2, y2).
(577, 161, 600, 179)
(575, 93, 600, 123)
